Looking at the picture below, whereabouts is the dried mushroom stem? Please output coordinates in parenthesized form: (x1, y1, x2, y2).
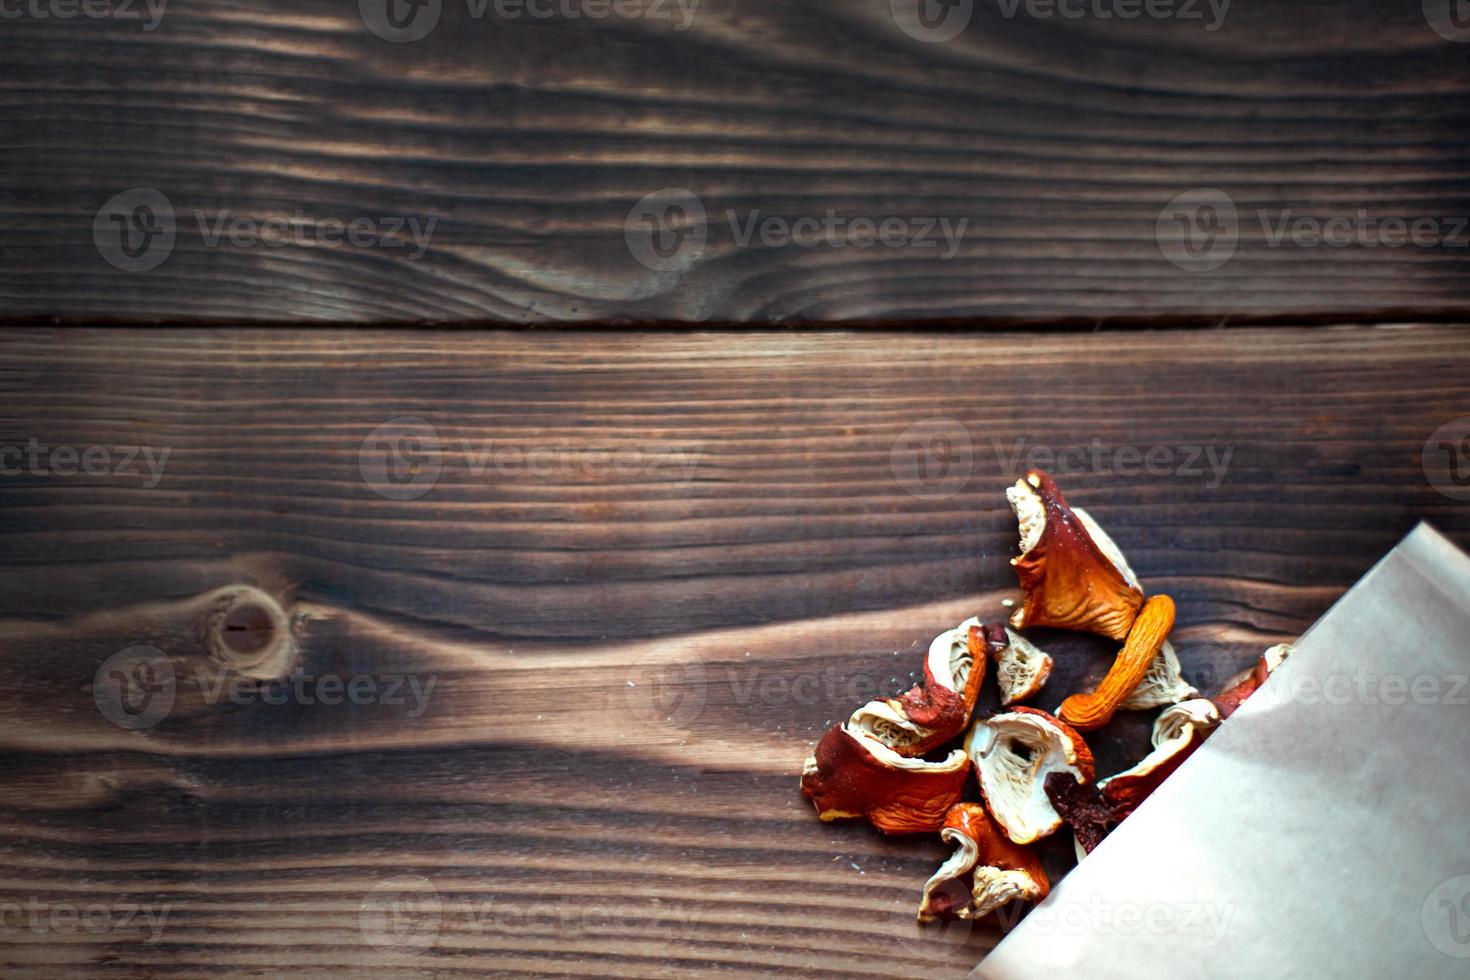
(1058, 594, 1177, 731)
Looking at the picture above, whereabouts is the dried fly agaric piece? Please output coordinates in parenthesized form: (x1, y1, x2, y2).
(1006, 471, 1145, 641)
(988, 624, 1055, 706)
(918, 803, 1050, 923)
(801, 723, 969, 835)
(1098, 698, 1221, 821)
(1117, 640, 1198, 712)
(1212, 643, 1294, 719)
(965, 707, 1095, 845)
(848, 617, 987, 756)
(1043, 771, 1115, 855)
(1058, 594, 1176, 731)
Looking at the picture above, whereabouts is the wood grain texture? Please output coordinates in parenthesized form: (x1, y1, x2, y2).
(1, 324, 1469, 978)
(3, 0, 1470, 323)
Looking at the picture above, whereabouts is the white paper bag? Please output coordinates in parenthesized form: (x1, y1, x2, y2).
(976, 523, 1470, 980)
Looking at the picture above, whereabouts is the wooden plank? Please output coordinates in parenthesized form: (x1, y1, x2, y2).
(0, 324, 1468, 977)
(3, 2, 1470, 323)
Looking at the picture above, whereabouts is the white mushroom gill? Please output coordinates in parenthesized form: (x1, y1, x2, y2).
(1006, 480, 1046, 557)
(852, 725, 967, 773)
(966, 715, 1081, 844)
(968, 867, 1044, 920)
(994, 628, 1054, 706)
(919, 826, 981, 920)
(848, 699, 928, 751)
(1073, 506, 1140, 591)
(1117, 640, 1198, 712)
(928, 616, 980, 692)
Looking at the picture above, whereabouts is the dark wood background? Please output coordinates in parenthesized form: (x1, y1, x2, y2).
(1, 326, 1467, 978)
(3, 0, 1470, 324)
(4, 0, 1470, 976)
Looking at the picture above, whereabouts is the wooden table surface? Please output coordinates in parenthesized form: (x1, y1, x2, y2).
(5, 1, 1470, 977)
(4, 0, 1470, 324)
(1, 326, 1468, 978)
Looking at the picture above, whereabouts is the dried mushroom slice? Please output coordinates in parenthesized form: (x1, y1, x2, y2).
(1212, 643, 1292, 719)
(918, 803, 1049, 923)
(1098, 698, 1221, 821)
(1006, 470, 1145, 641)
(1116, 640, 1198, 712)
(989, 625, 1054, 707)
(800, 723, 969, 835)
(1072, 506, 1141, 592)
(965, 707, 1095, 845)
(847, 617, 987, 757)
(1043, 771, 1116, 855)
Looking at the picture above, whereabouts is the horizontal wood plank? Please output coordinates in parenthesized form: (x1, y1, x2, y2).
(3, 1, 1470, 322)
(0, 324, 1468, 977)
